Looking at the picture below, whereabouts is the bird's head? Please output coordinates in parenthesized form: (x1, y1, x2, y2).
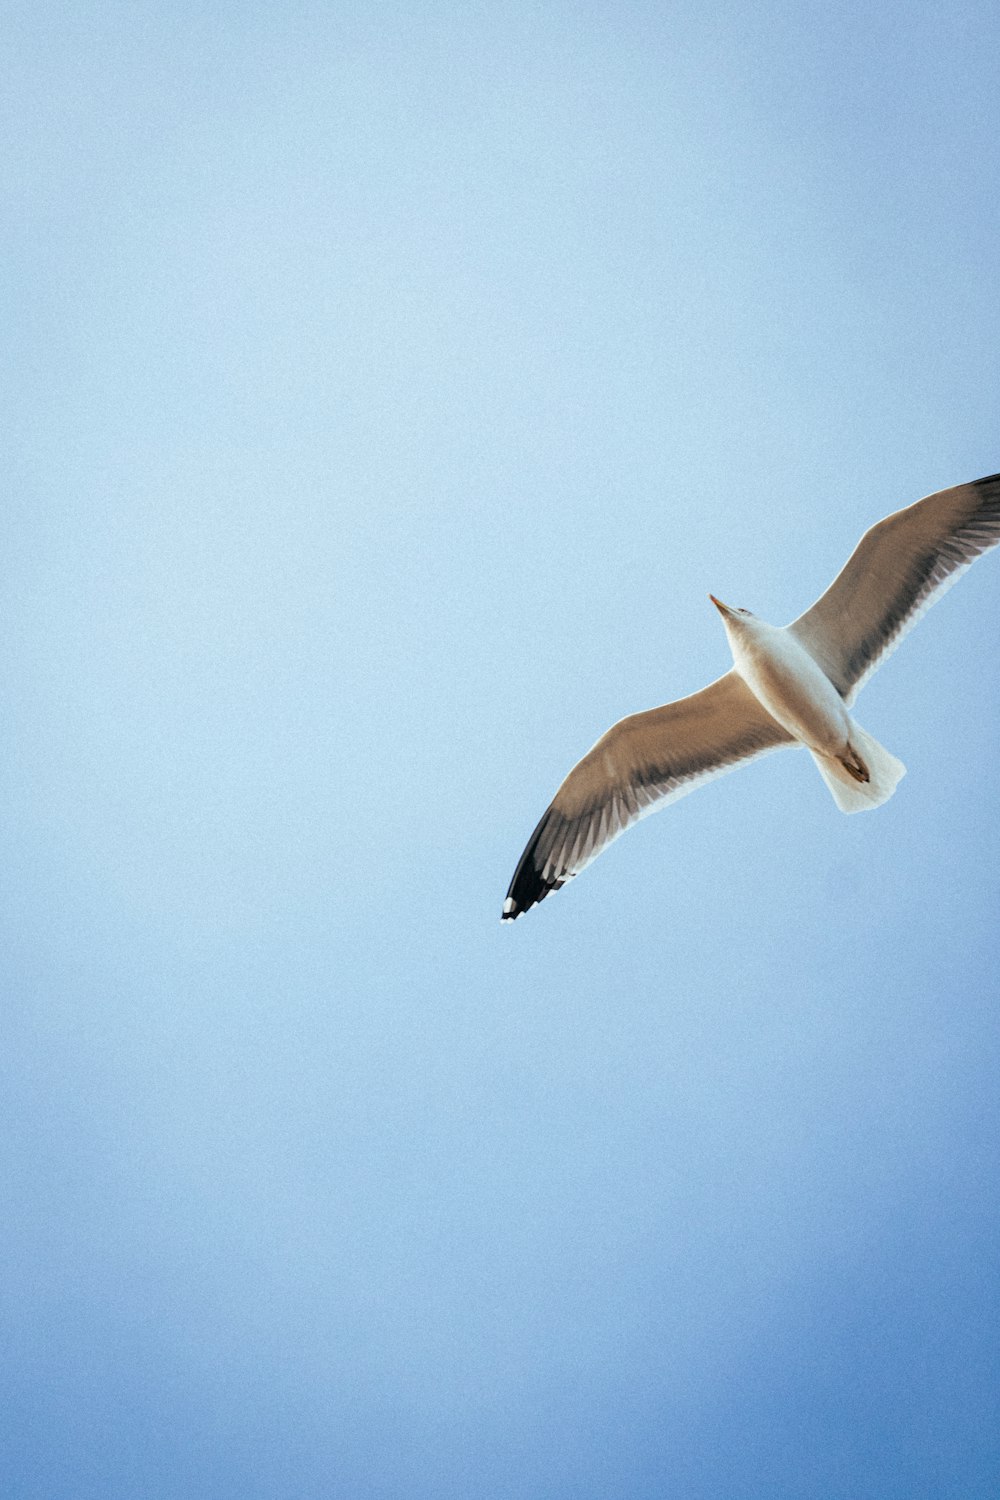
(709, 595, 761, 655)
(709, 595, 754, 624)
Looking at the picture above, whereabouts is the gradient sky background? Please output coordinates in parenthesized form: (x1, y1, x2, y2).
(3, 3, 999, 1496)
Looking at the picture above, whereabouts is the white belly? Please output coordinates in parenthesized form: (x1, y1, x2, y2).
(734, 627, 850, 753)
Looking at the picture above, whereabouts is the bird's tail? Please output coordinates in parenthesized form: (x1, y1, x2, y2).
(809, 723, 907, 814)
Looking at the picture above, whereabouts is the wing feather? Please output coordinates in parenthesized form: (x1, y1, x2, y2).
(502, 670, 792, 920)
(789, 473, 1000, 702)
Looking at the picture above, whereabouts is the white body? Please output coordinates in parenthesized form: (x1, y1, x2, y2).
(717, 606, 906, 813)
(723, 616, 850, 753)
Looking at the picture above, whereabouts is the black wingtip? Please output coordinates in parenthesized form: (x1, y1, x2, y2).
(501, 885, 554, 922)
(502, 806, 570, 923)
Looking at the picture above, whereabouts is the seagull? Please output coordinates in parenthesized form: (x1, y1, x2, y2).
(502, 472, 1000, 920)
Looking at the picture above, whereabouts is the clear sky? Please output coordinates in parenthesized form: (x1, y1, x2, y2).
(3, 3, 999, 1496)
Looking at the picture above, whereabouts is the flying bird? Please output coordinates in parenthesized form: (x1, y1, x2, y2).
(502, 472, 1000, 921)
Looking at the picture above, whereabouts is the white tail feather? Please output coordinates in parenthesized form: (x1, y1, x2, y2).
(810, 723, 907, 814)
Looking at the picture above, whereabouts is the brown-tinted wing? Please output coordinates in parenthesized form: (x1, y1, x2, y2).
(501, 670, 792, 920)
(789, 473, 1000, 703)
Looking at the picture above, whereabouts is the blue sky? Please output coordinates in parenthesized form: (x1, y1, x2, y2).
(2, 3, 999, 1496)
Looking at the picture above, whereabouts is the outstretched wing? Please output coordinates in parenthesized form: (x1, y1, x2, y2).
(501, 670, 792, 920)
(789, 473, 1000, 703)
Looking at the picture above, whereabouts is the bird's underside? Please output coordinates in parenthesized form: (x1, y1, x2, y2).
(502, 471, 1000, 920)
